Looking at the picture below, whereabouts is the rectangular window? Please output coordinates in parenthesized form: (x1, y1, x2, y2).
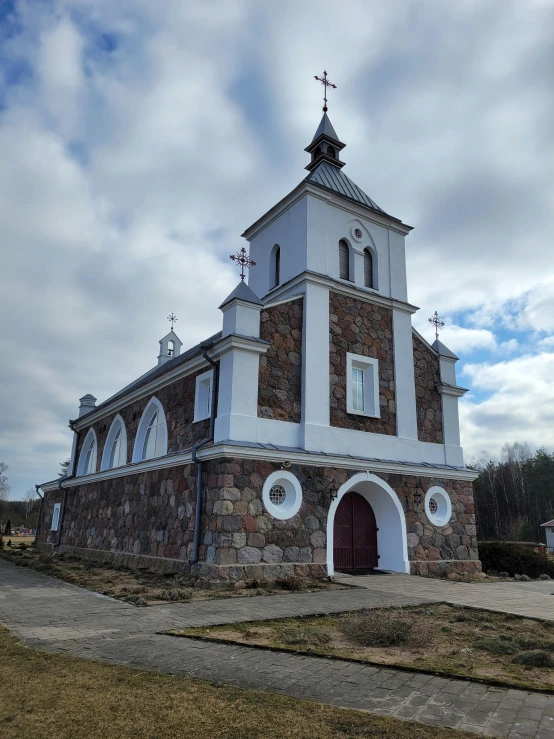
(51, 503, 61, 532)
(352, 368, 364, 411)
(346, 353, 380, 418)
(194, 369, 214, 422)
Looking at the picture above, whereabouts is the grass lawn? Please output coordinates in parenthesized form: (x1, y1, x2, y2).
(171, 604, 554, 693)
(0, 548, 347, 605)
(0, 627, 475, 739)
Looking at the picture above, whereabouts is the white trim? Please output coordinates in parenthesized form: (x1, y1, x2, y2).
(437, 384, 468, 397)
(326, 472, 410, 577)
(40, 442, 478, 492)
(132, 396, 168, 463)
(51, 503, 61, 531)
(425, 486, 452, 527)
(76, 428, 98, 477)
(100, 415, 128, 471)
(193, 369, 214, 422)
(346, 353, 380, 417)
(210, 334, 269, 359)
(73, 353, 208, 431)
(262, 470, 303, 520)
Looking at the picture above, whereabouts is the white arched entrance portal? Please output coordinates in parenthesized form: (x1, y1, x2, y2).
(326, 472, 409, 576)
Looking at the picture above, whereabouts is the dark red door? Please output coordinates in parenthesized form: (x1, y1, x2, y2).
(333, 492, 378, 571)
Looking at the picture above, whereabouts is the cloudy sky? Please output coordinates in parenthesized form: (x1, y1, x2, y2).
(1, 0, 553, 499)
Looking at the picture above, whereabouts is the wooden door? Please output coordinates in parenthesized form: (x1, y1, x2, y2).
(333, 492, 378, 571)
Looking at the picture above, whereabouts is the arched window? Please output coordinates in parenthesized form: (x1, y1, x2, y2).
(271, 244, 280, 288)
(314, 146, 322, 159)
(364, 248, 374, 288)
(100, 415, 127, 471)
(327, 145, 336, 159)
(132, 397, 168, 462)
(77, 428, 97, 476)
(339, 239, 350, 281)
(167, 340, 175, 357)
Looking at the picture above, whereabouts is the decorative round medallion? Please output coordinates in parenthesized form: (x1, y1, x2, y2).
(425, 487, 452, 527)
(353, 227, 363, 240)
(262, 471, 303, 520)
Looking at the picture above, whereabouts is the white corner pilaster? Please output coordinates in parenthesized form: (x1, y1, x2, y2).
(392, 310, 418, 440)
(301, 282, 330, 450)
(436, 354, 466, 466)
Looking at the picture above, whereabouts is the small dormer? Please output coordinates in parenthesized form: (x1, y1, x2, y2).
(304, 113, 346, 172)
(158, 330, 183, 366)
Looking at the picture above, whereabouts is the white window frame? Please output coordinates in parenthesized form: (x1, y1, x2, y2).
(346, 353, 380, 418)
(132, 397, 168, 463)
(100, 415, 128, 471)
(76, 428, 98, 476)
(194, 369, 214, 422)
(425, 486, 452, 527)
(51, 503, 61, 532)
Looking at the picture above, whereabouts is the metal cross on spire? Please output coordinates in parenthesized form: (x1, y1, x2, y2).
(167, 313, 178, 331)
(428, 311, 445, 340)
(314, 70, 337, 113)
(230, 247, 256, 281)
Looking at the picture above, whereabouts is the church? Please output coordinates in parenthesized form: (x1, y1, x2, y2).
(36, 88, 481, 582)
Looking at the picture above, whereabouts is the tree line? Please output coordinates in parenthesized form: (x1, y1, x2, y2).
(473, 443, 554, 542)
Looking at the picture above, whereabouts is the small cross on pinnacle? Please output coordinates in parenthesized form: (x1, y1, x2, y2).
(167, 313, 178, 330)
(428, 311, 445, 340)
(230, 247, 256, 281)
(314, 70, 336, 113)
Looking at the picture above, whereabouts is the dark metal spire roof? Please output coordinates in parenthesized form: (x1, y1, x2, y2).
(311, 113, 340, 143)
(305, 160, 392, 217)
(219, 280, 263, 309)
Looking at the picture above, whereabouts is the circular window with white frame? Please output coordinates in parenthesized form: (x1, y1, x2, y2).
(262, 470, 303, 520)
(425, 486, 452, 527)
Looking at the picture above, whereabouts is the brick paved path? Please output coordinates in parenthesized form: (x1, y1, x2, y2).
(1, 559, 554, 738)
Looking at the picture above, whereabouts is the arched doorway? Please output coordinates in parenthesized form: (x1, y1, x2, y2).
(327, 472, 410, 576)
(334, 492, 378, 571)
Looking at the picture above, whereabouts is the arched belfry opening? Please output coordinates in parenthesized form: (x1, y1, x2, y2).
(270, 244, 281, 288)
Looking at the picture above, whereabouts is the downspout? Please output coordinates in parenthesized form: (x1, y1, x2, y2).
(33, 485, 43, 547)
(189, 345, 219, 566)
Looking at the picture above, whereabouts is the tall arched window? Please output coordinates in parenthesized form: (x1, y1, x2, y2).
(327, 145, 336, 159)
(77, 428, 97, 476)
(339, 239, 350, 281)
(132, 397, 168, 462)
(364, 248, 374, 288)
(271, 244, 280, 288)
(101, 415, 128, 471)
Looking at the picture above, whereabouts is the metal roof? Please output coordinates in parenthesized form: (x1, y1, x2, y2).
(311, 113, 340, 143)
(219, 280, 263, 309)
(305, 160, 391, 218)
(541, 519, 554, 527)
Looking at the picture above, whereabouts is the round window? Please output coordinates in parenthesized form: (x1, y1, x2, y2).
(425, 487, 452, 527)
(262, 471, 303, 520)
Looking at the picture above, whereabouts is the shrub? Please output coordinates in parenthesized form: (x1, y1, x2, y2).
(275, 576, 306, 592)
(474, 637, 519, 655)
(517, 637, 554, 652)
(123, 595, 148, 607)
(161, 588, 192, 602)
(513, 651, 554, 668)
(479, 541, 554, 579)
(281, 628, 331, 647)
(340, 608, 430, 648)
(19, 543, 27, 550)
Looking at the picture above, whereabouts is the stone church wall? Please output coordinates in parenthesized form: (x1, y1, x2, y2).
(75, 368, 213, 471)
(412, 333, 443, 444)
(258, 297, 303, 423)
(329, 292, 396, 435)
(37, 456, 480, 581)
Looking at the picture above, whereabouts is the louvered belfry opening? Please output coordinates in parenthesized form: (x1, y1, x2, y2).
(339, 239, 350, 280)
(274, 246, 280, 286)
(364, 248, 373, 288)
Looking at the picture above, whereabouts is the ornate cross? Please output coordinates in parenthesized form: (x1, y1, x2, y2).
(314, 70, 336, 113)
(428, 311, 445, 340)
(167, 313, 178, 330)
(230, 247, 256, 281)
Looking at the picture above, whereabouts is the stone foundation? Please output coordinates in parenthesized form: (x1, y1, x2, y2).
(38, 456, 480, 582)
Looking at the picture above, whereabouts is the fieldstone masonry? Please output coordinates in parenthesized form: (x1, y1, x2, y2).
(258, 298, 303, 422)
(38, 457, 480, 581)
(329, 292, 397, 435)
(412, 333, 443, 444)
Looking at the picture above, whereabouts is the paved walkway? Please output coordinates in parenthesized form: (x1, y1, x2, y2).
(1, 559, 554, 738)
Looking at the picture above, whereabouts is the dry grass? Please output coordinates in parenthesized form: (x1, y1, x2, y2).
(0, 549, 347, 605)
(173, 604, 554, 692)
(0, 626, 474, 739)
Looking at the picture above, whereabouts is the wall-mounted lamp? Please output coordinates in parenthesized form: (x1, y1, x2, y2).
(413, 492, 422, 506)
(330, 489, 338, 501)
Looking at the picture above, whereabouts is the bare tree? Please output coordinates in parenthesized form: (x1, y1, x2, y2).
(24, 488, 38, 522)
(0, 462, 10, 527)
(59, 458, 70, 478)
